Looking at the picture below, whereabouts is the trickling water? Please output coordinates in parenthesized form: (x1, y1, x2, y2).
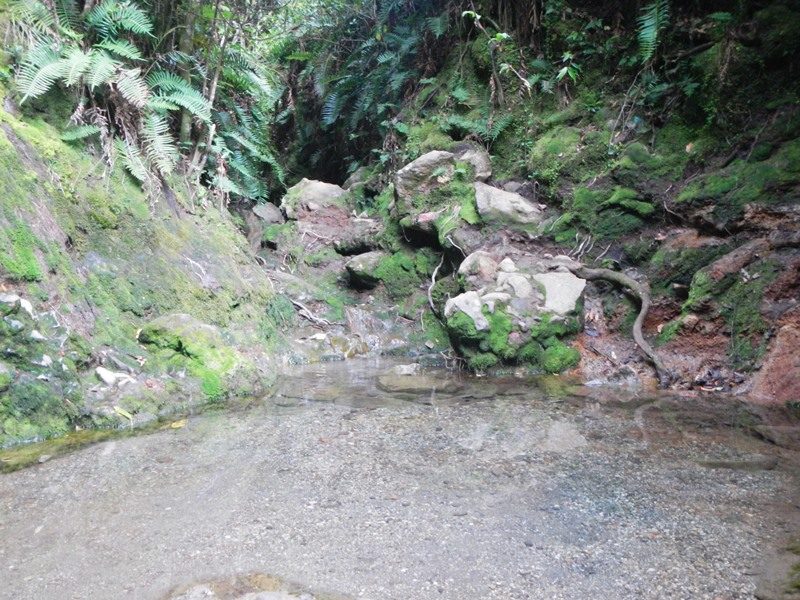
(1, 357, 798, 600)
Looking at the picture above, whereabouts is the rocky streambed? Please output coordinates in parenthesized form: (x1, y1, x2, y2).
(1, 358, 799, 600)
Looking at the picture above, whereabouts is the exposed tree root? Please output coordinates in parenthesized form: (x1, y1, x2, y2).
(550, 257, 673, 388)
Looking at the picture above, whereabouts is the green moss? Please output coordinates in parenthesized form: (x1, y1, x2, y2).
(374, 253, 421, 300)
(685, 259, 781, 370)
(485, 308, 515, 360)
(676, 139, 800, 229)
(0, 220, 43, 281)
(139, 314, 240, 400)
(650, 243, 732, 296)
(552, 186, 648, 242)
(404, 120, 455, 159)
(446, 310, 481, 344)
(541, 342, 581, 374)
(603, 187, 655, 216)
(466, 351, 498, 372)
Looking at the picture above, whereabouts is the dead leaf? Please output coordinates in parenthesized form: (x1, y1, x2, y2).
(170, 419, 188, 429)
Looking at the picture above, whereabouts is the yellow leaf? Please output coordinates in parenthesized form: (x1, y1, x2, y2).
(114, 406, 133, 422)
(170, 419, 188, 429)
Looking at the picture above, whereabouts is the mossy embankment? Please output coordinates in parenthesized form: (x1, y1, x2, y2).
(0, 86, 283, 447)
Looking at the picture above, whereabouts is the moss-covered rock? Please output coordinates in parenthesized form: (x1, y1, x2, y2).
(139, 314, 244, 401)
(676, 138, 800, 231)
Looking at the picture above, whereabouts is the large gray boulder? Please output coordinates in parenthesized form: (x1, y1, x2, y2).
(345, 251, 387, 289)
(280, 178, 349, 220)
(454, 145, 492, 182)
(474, 182, 543, 226)
(394, 151, 456, 216)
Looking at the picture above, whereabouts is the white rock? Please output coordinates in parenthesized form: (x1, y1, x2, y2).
(533, 272, 587, 315)
(96, 366, 118, 385)
(389, 363, 421, 376)
(444, 291, 490, 331)
(30, 330, 46, 342)
(497, 272, 534, 299)
(497, 258, 518, 273)
(33, 355, 53, 368)
(0, 294, 37, 320)
(474, 182, 543, 225)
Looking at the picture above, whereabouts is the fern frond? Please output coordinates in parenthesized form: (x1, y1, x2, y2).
(113, 136, 150, 182)
(61, 45, 92, 86)
(425, 13, 449, 38)
(637, 0, 670, 64)
(115, 68, 149, 108)
(146, 97, 179, 111)
(11, 0, 57, 37)
(147, 70, 211, 121)
(321, 92, 340, 126)
(16, 42, 67, 102)
(88, 0, 153, 39)
(224, 131, 269, 163)
(87, 49, 120, 89)
(113, 1, 154, 36)
(96, 39, 143, 60)
(54, 0, 81, 34)
(140, 112, 178, 175)
(61, 124, 100, 141)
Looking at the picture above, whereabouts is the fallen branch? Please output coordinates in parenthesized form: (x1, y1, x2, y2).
(290, 299, 333, 329)
(549, 256, 673, 387)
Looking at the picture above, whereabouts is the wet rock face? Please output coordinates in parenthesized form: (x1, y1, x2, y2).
(0, 294, 86, 446)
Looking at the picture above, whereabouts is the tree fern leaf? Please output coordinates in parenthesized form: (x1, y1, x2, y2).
(61, 45, 92, 86)
(637, 0, 670, 64)
(16, 43, 67, 102)
(54, 0, 80, 36)
(61, 124, 101, 141)
(147, 71, 211, 121)
(115, 67, 149, 108)
(96, 39, 142, 60)
(113, 136, 150, 183)
(425, 13, 449, 38)
(113, 1, 154, 36)
(88, 50, 120, 89)
(141, 112, 178, 175)
(146, 97, 179, 111)
(11, 0, 57, 35)
(88, 0, 153, 39)
(321, 92, 340, 126)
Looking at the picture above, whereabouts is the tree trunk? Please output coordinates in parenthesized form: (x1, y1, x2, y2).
(178, 1, 197, 146)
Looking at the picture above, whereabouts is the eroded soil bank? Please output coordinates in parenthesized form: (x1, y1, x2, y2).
(1, 358, 799, 600)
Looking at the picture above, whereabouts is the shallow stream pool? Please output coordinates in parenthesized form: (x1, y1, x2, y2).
(1, 358, 799, 600)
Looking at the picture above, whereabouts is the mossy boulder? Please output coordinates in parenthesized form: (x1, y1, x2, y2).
(442, 253, 584, 373)
(345, 251, 387, 290)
